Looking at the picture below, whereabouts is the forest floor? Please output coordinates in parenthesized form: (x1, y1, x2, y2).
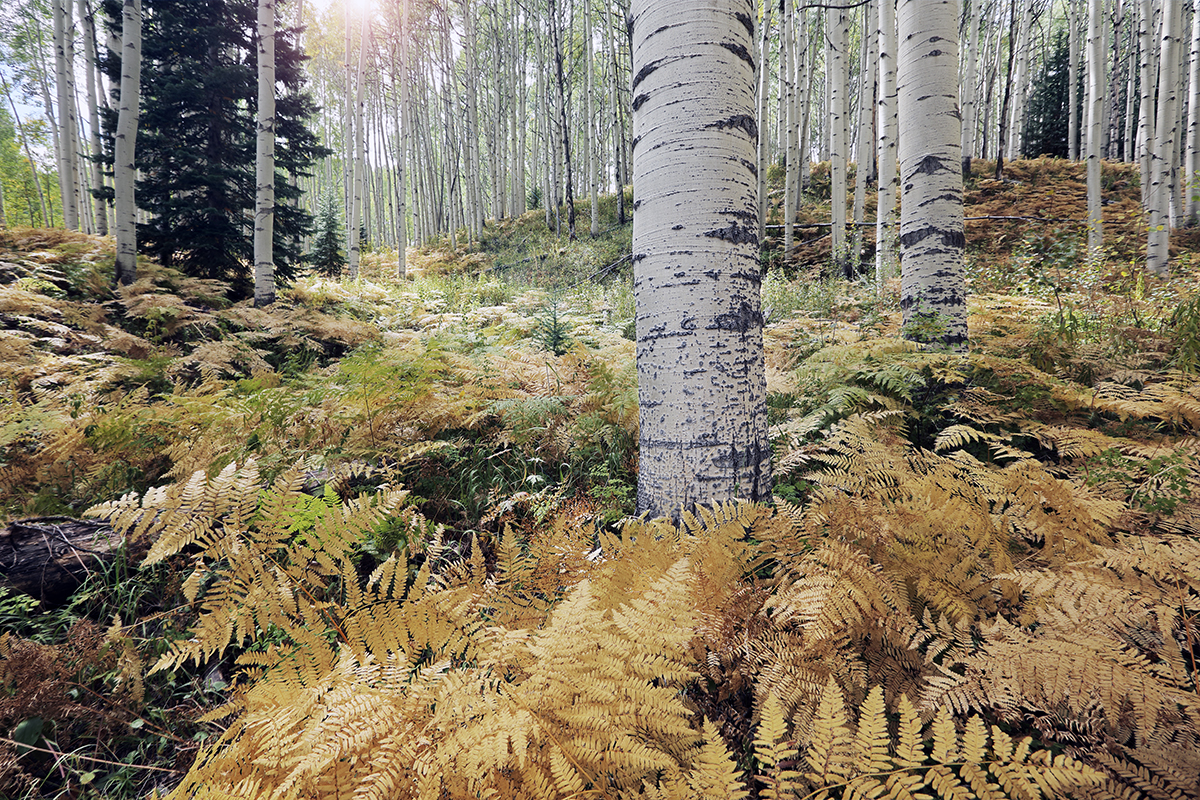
(0, 158, 1198, 799)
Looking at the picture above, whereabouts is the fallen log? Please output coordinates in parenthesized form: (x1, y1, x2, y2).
(0, 517, 125, 606)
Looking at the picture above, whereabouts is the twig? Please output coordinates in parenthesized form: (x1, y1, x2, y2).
(964, 215, 1085, 223)
(0, 735, 183, 774)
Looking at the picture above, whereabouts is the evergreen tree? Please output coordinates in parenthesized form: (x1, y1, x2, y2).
(307, 194, 345, 277)
(1023, 30, 1073, 159)
(101, 0, 327, 298)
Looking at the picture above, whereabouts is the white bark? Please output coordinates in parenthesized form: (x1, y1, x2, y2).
(1006, 1, 1032, 161)
(1086, 0, 1104, 262)
(898, 0, 967, 352)
(113, 0, 141, 286)
(783, 0, 796, 254)
(828, 4, 849, 273)
(756, 0, 773, 242)
(630, 0, 771, 519)
(1186, 0, 1200, 224)
(79, 0, 107, 236)
(347, 15, 369, 280)
(961, 0, 982, 173)
(876, 0, 898, 286)
(586, 0, 599, 237)
(1138, 0, 1156, 205)
(396, 0, 410, 277)
(852, 0, 877, 268)
(1069, 0, 1080, 160)
(253, 0, 276, 307)
(53, 0, 80, 229)
(1148, 0, 1180, 275)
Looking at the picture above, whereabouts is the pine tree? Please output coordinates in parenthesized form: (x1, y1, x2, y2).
(307, 194, 345, 277)
(101, 0, 327, 298)
(1023, 31, 1072, 160)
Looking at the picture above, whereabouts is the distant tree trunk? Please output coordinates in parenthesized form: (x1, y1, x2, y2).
(347, 15, 369, 281)
(1138, 0, 1156, 206)
(253, 0, 276, 307)
(1006, 1, 1032, 160)
(995, 0, 1017, 180)
(1148, 0, 1181, 275)
(79, 0, 108, 236)
(586, 0, 599, 237)
(782, 0, 796, 255)
(1186, 0, 1200, 224)
(876, 0, 898, 286)
(756, 0, 773, 242)
(1106, 1, 1127, 161)
(961, 0, 981, 175)
(1086, 0, 1105, 263)
(630, 0, 771, 519)
(549, 0, 575, 239)
(828, 3, 849, 275)
(53, 0, 80, 229)
(396, 0, 409, 277)
(113, 0, 141, 286)
(851, 0, 877, 270)
(604, 0, 625, 225)
(898, 0, 967, 352)
(1069, 0, 1080, 160)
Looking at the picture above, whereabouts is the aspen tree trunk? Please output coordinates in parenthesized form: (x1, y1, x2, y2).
(53, 0, 79, 229)
(876, 0, 898, 286)
(756, 0, 773, 242)
(515, 19, 527, 214)
(347, 15, 369, 280)
(783, 0, 796, 255)
(461, 0, 482, 236)
(1086, 0, 1105, 263)
(898, 0, 967, 352)
(1006, 1, 1032, 160)
(1186, 0, 1200, 224)
(961, 0, 981, 175)
(586, 0, 599, 236)
(1148, 0, 1181, 275)
(253, 0, 276, 307)
(549, 0, 576, 238)
(1106, 1, 1126, 160)
(851, 0, 877, 269)
(828, 4, 849, 275)
(1138, 0, 1155, 205)
(604, 0, 626, 224)
(1124, 22, 1136, 162)
(78, 0, 107, 236)
(797, 23, 815, 199)
(396, 0, 409, 277)
(1068, 0, 1080, 160)
(995, 0, 1017, 179)
(113, 0, 140, 286)
(630, 0, 771, 519)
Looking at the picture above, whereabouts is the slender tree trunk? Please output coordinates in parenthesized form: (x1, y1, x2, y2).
(605, 0, 625, 225)
(79, 0, 107, 235)
(995, 0, 1017, 180)
(253, 0, 276, 307)
(876, 0, 898, 286)
(1106, 1, 1126, 160)
(347, 15, 369, 280)
(586, 0, 599, 236)
(898, 0, 967, 352)
(783, 0, 796, 255)
(549, 0, 576, 238)
(1148, 0, 1181, 275)
(756, 0, 773, 242)
(113, 0, 141, 286)
(396, 0, 409, 276)
(1067, 0, 1080, 160)
(1138, 0, 1156, 205)
(828, 3, 849, 275)
(851, 0, 877, 270)
(961, 0, 981, 175)
(1186, 0, 1200, 224)
(630, 0, 771, 519)
(53, 0, 80, 229)
(1086, 0, 1105, 263)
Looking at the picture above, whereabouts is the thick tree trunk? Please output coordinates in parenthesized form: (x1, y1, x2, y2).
(630, 0, 772, 519)
(898, 0, 967, 352)
(1148, 0, 1181, 275)
(113, 0, 141, 286)
(253, 0, 276, 307)
(1086, 0, 1105, 262)
(876, 0, 898, 286)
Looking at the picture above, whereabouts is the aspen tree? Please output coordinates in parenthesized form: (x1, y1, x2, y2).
(1086, 0, 1104, 263)
(396, 0, 409, 277)
(630, 0, 771, 519)
(253, 0, 276, 307)
(1186, 0, 1200, 224)
(783, 0, 796, 255)
(851, 0, 877, 270)
(347, 13, 369, 280)
(876, 0, 898, 286)
(1148, 0, 1181, 275)
(604, 0, 626, 224)
(0, 68, 50, 226)
(53, 0, 80, 229)
(113, 0, 140, 286)
(585, 0, 599, 237)
(898, 0, 967, 352)
(961, 0, 981, 174)
(756, 0, 773, 241)
(1069, 0, 1080, 161)
(1006, 1, 1032, 160)
(78, 0, 107, 235)
(1137, 0, 1155, 205)
(828, 3, 849, 275)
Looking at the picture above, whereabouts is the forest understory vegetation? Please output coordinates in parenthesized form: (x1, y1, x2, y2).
(0, 159, 1199, 799)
